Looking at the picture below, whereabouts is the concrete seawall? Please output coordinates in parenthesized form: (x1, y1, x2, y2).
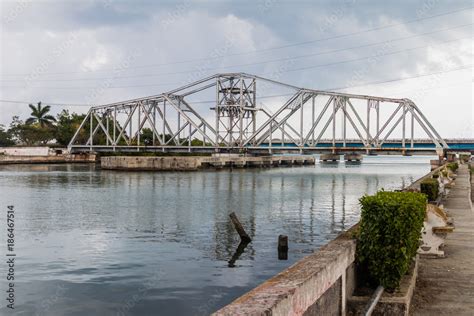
(0, 153, 97, 164)
(101, 155, 315, 171)
(213, 227, 358, 316)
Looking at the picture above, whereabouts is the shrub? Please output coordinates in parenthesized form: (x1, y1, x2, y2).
(357, 191, 426, 290)
(432, 173, 439, 179)
(447, 162, 458, 172)
(420, 178, 439, 202)
(460, 154, 470, 163)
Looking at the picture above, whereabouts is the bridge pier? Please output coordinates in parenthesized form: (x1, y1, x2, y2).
(230, 160, 246, 168)
(344, 154, 363, 162)
(320, 154, 340, 162)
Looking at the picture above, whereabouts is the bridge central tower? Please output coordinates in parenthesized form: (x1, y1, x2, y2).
(214, 74, 258, 147)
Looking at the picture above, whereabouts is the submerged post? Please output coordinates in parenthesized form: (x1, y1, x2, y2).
(278, 235, 288, 260)
(229, 212, 252, 242)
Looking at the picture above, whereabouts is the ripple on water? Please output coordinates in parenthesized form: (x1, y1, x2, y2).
(0, 157, 433, 315)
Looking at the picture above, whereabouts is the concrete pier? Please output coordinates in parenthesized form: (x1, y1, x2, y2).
(320, 154, 340, 162)
(0, 153, 97, 164)
(411, 164, 474, 315)
(344, 153, 363, 162)
(101, 155, 315, 171)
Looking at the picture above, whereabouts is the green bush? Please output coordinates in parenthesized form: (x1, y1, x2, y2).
(460, 154, 470, 163)
(447, 162, 458, 172)
(420, 178, 439, 202)
(357, 191, 426, 290)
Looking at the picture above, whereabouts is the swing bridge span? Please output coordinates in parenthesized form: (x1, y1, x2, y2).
(68, 73, 471, 156)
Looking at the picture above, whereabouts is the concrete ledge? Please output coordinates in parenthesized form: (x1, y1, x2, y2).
(212, 227, 357, 316)
(344, 154, 363, 162)
(320, 154, 340, 162)
(101, 155, 315, 171)
(347, 256, 419, 316)
(0, 153, 97, 164)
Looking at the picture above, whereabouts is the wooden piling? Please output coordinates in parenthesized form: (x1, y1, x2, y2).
(278, 235, 288, 260)
(228, 240, 250, 268)
(229, 212, 252, 242)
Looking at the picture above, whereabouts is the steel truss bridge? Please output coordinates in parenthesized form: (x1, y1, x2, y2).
(68, 73, 450, 155)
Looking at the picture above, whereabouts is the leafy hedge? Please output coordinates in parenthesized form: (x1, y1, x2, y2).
(447, 162, 458, 172)
(420, 178, 439, 202)
(357, 191, 426, 290)
(460, 154, 470, 163)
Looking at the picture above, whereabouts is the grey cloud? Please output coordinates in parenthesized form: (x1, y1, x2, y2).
(0, 0, 472, 137)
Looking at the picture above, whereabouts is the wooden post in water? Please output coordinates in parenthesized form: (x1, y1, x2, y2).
(278, 235, 288, 260)
(229, 212, 252, 242)
(228, 240, 250, 268)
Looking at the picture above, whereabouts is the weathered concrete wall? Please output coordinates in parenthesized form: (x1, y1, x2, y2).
(101, 156, 205, 171)
(320, 154, 340, 162)
(408, 164, 446, 191)
(101, 155, 316, 171)
(347, 257, 419, 316)
(212, 227, 357, 316)
(303, 277, 342, 316)
(0, 146, 50, 156)
(0, 153, 96, 164)
(344, 154, 363, 162)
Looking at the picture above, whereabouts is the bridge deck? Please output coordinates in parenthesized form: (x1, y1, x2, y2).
(70, 142, 474, 154)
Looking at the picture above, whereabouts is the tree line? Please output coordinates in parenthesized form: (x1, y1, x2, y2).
(0, 102, 207, 147)
(0, 102, 86, 147)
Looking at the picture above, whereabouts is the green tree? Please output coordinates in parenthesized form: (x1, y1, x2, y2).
(139, 128, 154, 146)
(63, 111, 128, 146)
(25, 102, 56, 127)
(0, 125, 15, 146)
(9, 116, 54, 145)
(55, 110, 87, 146)
(138, 129, 177, 146)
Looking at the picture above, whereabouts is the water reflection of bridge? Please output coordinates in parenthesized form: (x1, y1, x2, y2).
(211, 167, 407, 263)
(68, 73, 459, 155)
(19, 163, 417, 266)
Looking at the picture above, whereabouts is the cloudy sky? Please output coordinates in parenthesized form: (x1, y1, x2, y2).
(0, 0, 472, 138)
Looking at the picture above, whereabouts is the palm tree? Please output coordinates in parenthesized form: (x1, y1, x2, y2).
(26, 102, 56, 127)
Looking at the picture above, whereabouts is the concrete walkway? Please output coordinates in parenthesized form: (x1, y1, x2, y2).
(411, 164, 474, 315)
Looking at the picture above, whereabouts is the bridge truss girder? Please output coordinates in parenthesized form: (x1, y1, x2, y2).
(68, 72, 448, 153)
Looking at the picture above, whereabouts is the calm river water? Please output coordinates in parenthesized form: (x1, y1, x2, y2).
(0, 156, 432, 315)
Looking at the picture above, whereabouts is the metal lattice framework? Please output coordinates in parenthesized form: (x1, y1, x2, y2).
(68, 73, 448, 154)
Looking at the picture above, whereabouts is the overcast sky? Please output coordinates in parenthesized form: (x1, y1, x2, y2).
(0, 0, 472, 138)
